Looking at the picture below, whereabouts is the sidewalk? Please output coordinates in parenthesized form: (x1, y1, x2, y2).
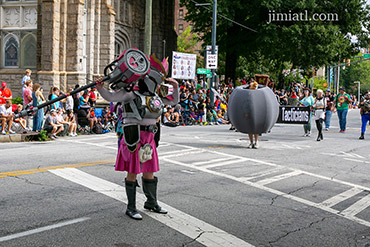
(0, 132, 38, 143)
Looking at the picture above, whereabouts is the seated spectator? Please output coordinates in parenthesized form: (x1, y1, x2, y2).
(173, 104, 183, 124)
(0, 82, 12, 105)
(13, 104, 27, 131)
(56, 108, 69, 136)
(206, 98, 218, 125)
(77, 107, 97, 134)
(217, 110, 229, 124)
(44, 109, 64, 139)
(0, 100, 15, 134)
(102, 106, 110, 126)
(163, 106, 178, 127)
(65, 110, 77, 136)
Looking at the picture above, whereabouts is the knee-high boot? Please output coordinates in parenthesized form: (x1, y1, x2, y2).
(142, 177, 167, 214)
(315, 120, 321, 141)
(319, 119, 324, 140)
(125, 179, 142, 220)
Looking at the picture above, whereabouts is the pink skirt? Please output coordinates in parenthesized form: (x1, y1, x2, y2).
(115, 130, 159, 174)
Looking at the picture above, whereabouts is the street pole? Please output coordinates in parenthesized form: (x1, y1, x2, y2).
(144, 0, 152, 55)
(162, 40, 166, 59)
(210, 0, 217, 107)
(354, 81, 360, 103)
(337, 64, 340, 94)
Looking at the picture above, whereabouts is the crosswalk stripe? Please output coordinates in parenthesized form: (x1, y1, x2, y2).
(255, 171, 302, 186)
(192, 157, 235, 166)
(201, 159, 247, 169)
(320, 187, 363, 208)
(50, 168, 255, 247)
(340, 193, 370, 217)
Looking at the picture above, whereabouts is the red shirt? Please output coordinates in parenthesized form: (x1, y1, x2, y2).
(88, 90, 96, 100)
(0, 88, 12, 105)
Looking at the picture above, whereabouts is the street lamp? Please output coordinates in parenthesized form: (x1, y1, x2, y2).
(195, 1, 217, 107)
(354, 81, 361, 103)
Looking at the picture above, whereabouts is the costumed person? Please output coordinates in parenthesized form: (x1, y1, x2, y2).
(333, 87, 352, 133)
(96, 52, 179, 220)
(313, 89, 326, 141)
(299, 88, 314, 137)
(359, 91, 370, 140)
(248, 79, 259, 149)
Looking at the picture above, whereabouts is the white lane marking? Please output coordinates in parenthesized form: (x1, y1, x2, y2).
(76, 139, 370, 195)
(322, 152, 365, 160)
(201, 159, 248, 169)
(340, 151, 364, 159)
(50, 168, 254, 247)
(161, 157, 370, 228)
(159, 148, 197, 156)
(255, 171, 302, 186)
(161, 150, 206, 159)
(68, 139, 370, 227)
(320, 187, 363, 208)
(0, 217, 90, 243)
(75, 135, 116, 142)
(157, 143, 172, 148)
(180, 170, 195, 174)
(343, 158, 367, 163)
(245, 168, 287, 181)
(340, 194, 370, 217)
(192, 157, 235, 166)
(61, 140, 117, 150)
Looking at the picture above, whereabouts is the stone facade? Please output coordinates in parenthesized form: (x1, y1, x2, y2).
(0, 0, 177, 98)
(113, 0, 177, 61)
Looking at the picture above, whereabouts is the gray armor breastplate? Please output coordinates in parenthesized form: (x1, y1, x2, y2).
(122, 92, 163, 121)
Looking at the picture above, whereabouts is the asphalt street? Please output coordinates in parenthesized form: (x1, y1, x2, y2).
(1, 109, 370, 247)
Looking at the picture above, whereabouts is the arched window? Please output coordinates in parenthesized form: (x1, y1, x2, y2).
(115, 42, 123, 58)
(21, 34, 36, 68)
(4, 36, 19, 67)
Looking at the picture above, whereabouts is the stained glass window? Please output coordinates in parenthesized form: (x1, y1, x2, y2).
(4, 36, 18, 67)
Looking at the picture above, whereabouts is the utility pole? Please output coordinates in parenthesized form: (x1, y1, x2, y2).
(337, 64, 340, 94)
(354, 81, 361, 102)
(210, 0, 217, 107)
(144, 0, 152, 55)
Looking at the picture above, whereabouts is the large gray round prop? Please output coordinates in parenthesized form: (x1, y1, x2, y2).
(228, 85, 279, 134)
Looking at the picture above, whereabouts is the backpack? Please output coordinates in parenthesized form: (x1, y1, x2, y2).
(93, 124, 103, 134)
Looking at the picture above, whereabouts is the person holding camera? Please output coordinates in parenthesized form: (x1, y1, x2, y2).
(359, 91, 370, 140)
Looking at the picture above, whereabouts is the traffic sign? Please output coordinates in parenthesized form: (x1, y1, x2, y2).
(206, 54, 218, 69)
(206, 45, 218, 55)
(197, 68, 211, 74)
(206, 72, 212, 78)
(364, 54, 370, 58)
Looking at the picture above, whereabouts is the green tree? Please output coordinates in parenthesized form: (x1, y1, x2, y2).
(177, 26, 204, 69)
(181, 0, 370, 85)
(177, 26, 199, 53)
(340, 60, 370, 94)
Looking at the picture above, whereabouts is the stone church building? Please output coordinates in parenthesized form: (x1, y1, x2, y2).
(0, 0, 176, 97)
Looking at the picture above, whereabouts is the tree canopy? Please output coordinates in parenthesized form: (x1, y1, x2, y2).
(181, 0, 370, 85)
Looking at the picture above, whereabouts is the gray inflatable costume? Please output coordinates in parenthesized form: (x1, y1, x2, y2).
(228, 85, 279, 134)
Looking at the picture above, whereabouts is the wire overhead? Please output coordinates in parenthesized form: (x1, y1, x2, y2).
(188, 0, 258, 33)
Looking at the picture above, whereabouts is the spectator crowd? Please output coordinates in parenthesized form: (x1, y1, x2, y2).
(1, 69, 369, 142)
(0, 69, 116, 139)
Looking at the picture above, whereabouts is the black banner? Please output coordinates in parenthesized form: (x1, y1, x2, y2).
(277, 106, 310, 124)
